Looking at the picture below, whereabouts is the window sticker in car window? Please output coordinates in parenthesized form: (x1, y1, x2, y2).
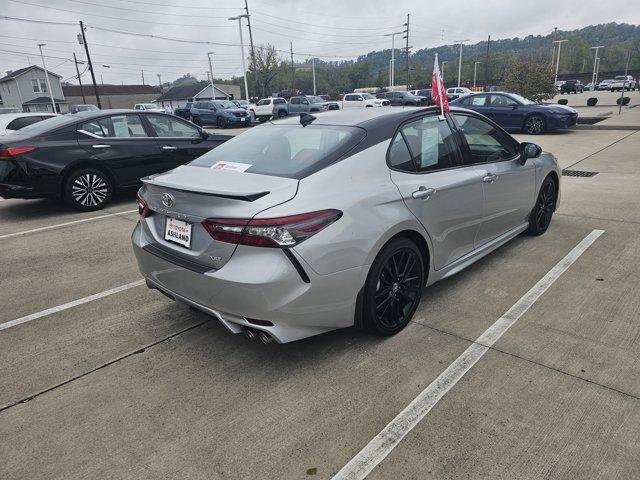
(112, 116, 130, 137)
(211, 161, 252, 172)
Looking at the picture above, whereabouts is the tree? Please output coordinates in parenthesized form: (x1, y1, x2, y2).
(248, 44, 281, 98)
(502, 56, 556, 102)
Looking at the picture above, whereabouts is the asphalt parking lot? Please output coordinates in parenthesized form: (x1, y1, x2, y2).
(1, 123, 639, 479)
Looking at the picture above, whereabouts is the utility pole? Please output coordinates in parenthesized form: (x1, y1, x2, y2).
(552, 39, 568, 85)
(618, 49, 631, 115)
(157, 73, 162, 92)
(73, 52, 86, 104)
(404, 14, 410, 91)
(37, 44, 57, 113)
(473, 61, 481, 89)
(484, 35, 490, 91)
(312, 57, 316, 95)
(454, 39, 469, 87)
(229, 15, 250, 102)
(207, 52, 215, 99)
(141, 69, 145, 85)
(590, 46, 604, 89)
(79, 21, 101, 109)
(244, 0, 256, 71)
(290, 42, 295, 93)
(441, 61, 448, 83)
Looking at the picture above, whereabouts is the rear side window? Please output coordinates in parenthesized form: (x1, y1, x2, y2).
(273, 98, 286, 104)
(190, 125, 365, 179)
(6, 116, 45, 130)
(462, 95, 487, 106)
(389, 115, 460, 173)
(453, 114, 518, 164)
(81, 114, 147, 138)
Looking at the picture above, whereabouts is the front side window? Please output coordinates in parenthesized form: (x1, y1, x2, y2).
(31, 79, 40, 93)
(147, 115, 199, 138)
(273, 98, 286, 104)
(190, 125, 364, 179)
(290, 97, 300, 105)
(81, 114, 147, 138)
(257, 99, 269, 106)
(454, 114, 518, 164)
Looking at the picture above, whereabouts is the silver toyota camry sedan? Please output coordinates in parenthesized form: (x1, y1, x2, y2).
(132, 107, 560, 343)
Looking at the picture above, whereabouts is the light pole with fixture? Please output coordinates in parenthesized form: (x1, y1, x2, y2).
(207, 52, 215, 100)
(473, 61, 482, 89)
(384, 31, 405, 87)
(229, 14, 250, 102)
(590, 46, 604, 89)
(552, 39, 568, 85)
(454, 39, 469, 87)
(100, 64, 110, 86)
(37, 44, 57, 113)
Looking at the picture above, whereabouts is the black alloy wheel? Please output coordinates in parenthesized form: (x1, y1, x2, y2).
(217, 116, 227, 129)
(277, 109, 287, 118)
(527, 176, 556, 235)
(524, 114, 546, 135)
(65, 168, 113, 211)
(192, 116, 202, 126)
(363, 238, 424, 336)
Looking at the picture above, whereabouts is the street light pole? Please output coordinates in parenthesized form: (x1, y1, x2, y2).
(473, 61, 481, 89)
(590, 46, 604, 89)
(73, 53, 86, 104)
(312, 57, 316, 95)
(207, 52, 215, 100)
(229, 14, 250, 102)
(552, 39, 568, 85)
(441, 61, 448, 84)
(37, 44, 57, 113)
(384, 31, 405, 87)
(454, 39, 469, 88)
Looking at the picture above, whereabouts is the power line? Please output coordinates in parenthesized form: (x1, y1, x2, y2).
(62, 0, 243, 19)
(0, 14, 75, 26)
(96, 0, 242, 10)
(251, 9, 404, 31)
(251, 17, 400, 39)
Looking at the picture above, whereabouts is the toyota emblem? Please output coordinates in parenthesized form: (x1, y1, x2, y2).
(161, 193, 175, 208)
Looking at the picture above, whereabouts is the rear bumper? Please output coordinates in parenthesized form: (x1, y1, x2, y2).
(132, 222, 366, 343)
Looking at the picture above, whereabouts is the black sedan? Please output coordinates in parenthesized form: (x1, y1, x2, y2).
(0, 110, 230, 211)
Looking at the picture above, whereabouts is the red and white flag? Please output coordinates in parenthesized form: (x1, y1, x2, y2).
(431, 53, 449, 115)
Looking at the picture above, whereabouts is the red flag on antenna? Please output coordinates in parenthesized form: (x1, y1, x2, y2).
(431, 53, 449, 114)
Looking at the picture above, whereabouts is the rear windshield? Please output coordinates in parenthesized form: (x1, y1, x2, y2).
(14, 115, 78, 135)
(190, 124, 365, 179)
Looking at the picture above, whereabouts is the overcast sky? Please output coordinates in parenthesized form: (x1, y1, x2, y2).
(1, 0, 638, 86)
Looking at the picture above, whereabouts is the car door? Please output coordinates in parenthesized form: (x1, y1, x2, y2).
(452, 113, 536, 246)
(388, 113, 485, 270)
(487, 94, 521, 129)
(289, 97, 301, 114)
(77, 113, 162, 187)
(143, 113, 225, 167)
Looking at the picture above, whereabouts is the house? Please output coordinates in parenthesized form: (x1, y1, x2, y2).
(154, 81, 242, 108)
(0, 66, 67, 113)
(63, 84, 162, 109)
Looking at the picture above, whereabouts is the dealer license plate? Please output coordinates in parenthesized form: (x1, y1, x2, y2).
(164, 217, 192, 248)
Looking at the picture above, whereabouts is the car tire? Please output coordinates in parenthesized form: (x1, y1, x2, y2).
(192, 116, 201, 126)
(64, 168, 113, 212)
(217, 116, 227, 129)
(362, 237, 425, 336)
(523, 114, 546, 135)
(526, 175, 557, 236)
(258, 116, 268, 123)
(277, 109, 287, 118)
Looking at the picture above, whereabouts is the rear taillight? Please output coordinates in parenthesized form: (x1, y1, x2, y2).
(202, 209, 342, 248)
(136, 193, 151, 218)
(0, 146, 36, 160)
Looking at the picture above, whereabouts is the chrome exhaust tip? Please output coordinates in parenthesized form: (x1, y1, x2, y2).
(245, 328, 258, 341)
(259, 332, 273, 344)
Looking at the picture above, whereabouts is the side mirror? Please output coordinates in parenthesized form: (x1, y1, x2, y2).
(511, 104, 518, 110)
(199, 129, 209, 139)
(521, 142, 542, 162)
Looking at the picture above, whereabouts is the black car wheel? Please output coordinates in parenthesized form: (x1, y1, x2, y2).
(65, 168, 113, 211)
(523, 114, 546, 135)
(192, 116, 201, 126)
(526, 176, 556, 236)
(363, 237, 424, 336)
(217, 116, 227, 129)
(277, 109, 287, 118)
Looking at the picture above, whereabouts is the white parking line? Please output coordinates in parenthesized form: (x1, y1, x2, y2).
(333, 229, 605, 480)
(0, 209, 137, 240)
(0, 279, 145, 331)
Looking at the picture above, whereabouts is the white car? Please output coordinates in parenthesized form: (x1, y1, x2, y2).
(0, 113, 57, 135)
(609, 75, 636, 91)
(133, 103, 164, 112)
(251, 97, 288, 122)
(342, 93, 389, 108)
(597, 79, 614, 90)
(446, 87, 472, 99)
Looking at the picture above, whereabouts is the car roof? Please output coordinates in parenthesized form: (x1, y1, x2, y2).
(271, 105, 473, 129)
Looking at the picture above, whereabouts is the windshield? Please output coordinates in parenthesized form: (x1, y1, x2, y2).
(614, 76, 626, 81)
(190, 125, 364, 178)
(508, 93, 535, 105)
(77, 105, 98, 111)
(215, 101, 237, 109)
(14, 114, 78, 135)
(361, 93, 375, 99)
(141, 104, 158, 109)
(0, 108, 21, 114)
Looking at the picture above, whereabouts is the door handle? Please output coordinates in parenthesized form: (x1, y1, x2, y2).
(92, 144, 111, 149)
(412, 186, 435, 199)
(162, 145, 178, 150)
(483, 173, 498, 183)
